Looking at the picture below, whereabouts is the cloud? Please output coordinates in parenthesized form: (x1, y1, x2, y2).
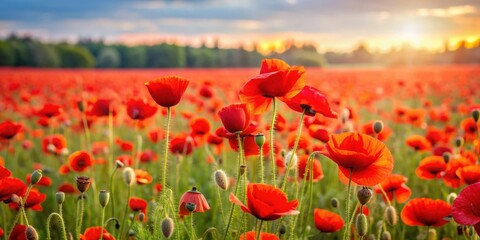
(417, 5, 477, 17)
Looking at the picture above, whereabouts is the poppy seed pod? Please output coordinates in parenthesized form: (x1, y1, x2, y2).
(214, 170, 228, 190)
(178, 187, 210, 216)
(367, 234, 376, 240)
(115, 160, 124, 169)
(186, 202, 196, 212)
(161, 217, 174, 238)
(123, 167, 136, 186)
(355, 213, 368, 237)
(56, 192, 65, 204)
(455, 137, 464, 148)
(25, 225, 39, 240)
(279, 225, 286, 235)
(99, 190, 110, 208)
(255, 133, 265, 148)
(76, 176, 91, 193)
(373, 120, 384, 135)
(384, 206, 397, 226)
(138, 212, 145, 222)
(357, 187, 373, 205)
(380, 231, 392, 240)
(30, 169, 43, 185)
(472, 109, 480, 122)
(331, 198, 339, 208)
(442, 152, 451, 163)
(447, 192, 457, 205)
(77, 101, 85, 112)
(284, 151, 298, 166)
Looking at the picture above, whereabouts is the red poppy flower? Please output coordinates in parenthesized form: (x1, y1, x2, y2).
(356, 205, 370, 216)
(239, 59, 306, 114)
(115, 138, 133, 152)
(58, 165, 70, 175)
(361, 121, 392, 141)
(116, 155, 133, 166)
(8, 224, 27, 240)
(239, 231, 280, 240)
(126, 98, 157, 120)
(0, 177, 27, 202)
(443, 158, 471, 188)
(41, 134, 67, 155)
(425, 127, 447, 146)
(322, 132, 394, 186)
(284, 85, 337, 118)
(154, 183, 163, 194)
(297, 155, 324, 182)
(68, 151, 93, 172)
(307, 124, 330, 143)
(461, 118, 479, 142)
(135, 169, 152, 185)
(10, 188, 46, 211)
(170, 134, 195, 155)
(456, 165, 480, 185)
(406, 135, 432, 151)
(0, 120, 21, 140)
(199, 84, 214, 98)
(178, 187, 210, 216)
(147, 128, 165, 143)
(0, 166, 11, 180)
(229, 183, 299, 221)
(189, 117, 211, 136)
(0, 227, 3, 238)
(145, 76, 189, 108)
(287, 132, 311, 153)
(129, 197, 148, 212)
(26, 173, 52, 186)
(374, 174, 411, 203)
(218, 103, 251, 134)
(80, 227, 115, 240)
(228, 135, 269, 157)
(36, 103, 62, 118)
(58, 183, 78, 194)
(138, 149, 158, 163)
(401, 198, 451, 227)
(313, 209, 344, 233)
(86, 98, 117, 117)
(452, 182, 480, 235)
(415, 156, 446, 180)
(266, 113, 286, 132)
(91, 141, 109, 155)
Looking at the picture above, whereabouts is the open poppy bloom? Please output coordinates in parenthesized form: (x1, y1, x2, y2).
(401, 198, 451, 227)
(374, 174, 411, 203)
(313, 208, 344, 233)
(284, 85, 337, 118)
(361, 121, 392, 141)
(36, 103, 62, 118)
(9, 188, 46, 211)
(86, 98, 117, 117)
(170, 134, 195, 155)
(227, 134, 269, 157)
(126, 98, 157, 120)
(297, 155, 324, 182)
(461, 118, 479, 142)
(0, 120, 22, 140)
(443, 157, 471, 188)
(145, 76, 189, 108)
(26, 173, 52, 186)
(68, 151, 93, 172)
(405, 135, 432, 151)
(178, 187, 210, 216)
(129, 197, 148, 213)
(456, 165, 480, 185)
(239, 231, 280, 240)
(80, 227, 115, 240)
(229, 183, 299, 221)
(135, 169, 153, 185)
(8, 224, 27, 240)
(42, 134, 67, 155)
(189, 117, 211, 136)
(415, 156, 446, 180)
(218, 103, 251, 134)
(322, 132, 394, 186)
(0, 177, 27, 202)
(239, 59, 306, 114)
(452, 182, 480, 236)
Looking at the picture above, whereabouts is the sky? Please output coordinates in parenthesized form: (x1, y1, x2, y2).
(1, 0, 479, 53)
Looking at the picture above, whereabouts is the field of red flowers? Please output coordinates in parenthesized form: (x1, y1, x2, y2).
(0, 62, 480, 240)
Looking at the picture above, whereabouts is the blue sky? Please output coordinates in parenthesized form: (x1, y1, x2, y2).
(1, 0, 479, 52)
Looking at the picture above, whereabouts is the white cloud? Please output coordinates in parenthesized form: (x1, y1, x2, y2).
(417, 5, 477, 18)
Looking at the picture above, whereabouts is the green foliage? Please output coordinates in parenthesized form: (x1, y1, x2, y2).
(0, 41, 16, 66)
(120, 46, 147, 68)
(97, 47, 121, 68)
(57, 44, 96, 68)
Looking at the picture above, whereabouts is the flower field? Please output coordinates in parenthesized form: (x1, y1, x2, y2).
(0, 62, 480, 240)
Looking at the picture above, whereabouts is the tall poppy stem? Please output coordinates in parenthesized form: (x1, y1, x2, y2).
(46, 213, 68, 240)
(109, 167, 118, 218)
(270, 97, 278, 186)
(256, 220, 264, 240)
(281, 108, 306, 192)
(100, 206, 106, 240)
(162, 107, 172, 192)
(343, 169, 353, 240)
(108, 109, 114, 175)
(259, 147, 264, 183)
(119, 185, 131, 239)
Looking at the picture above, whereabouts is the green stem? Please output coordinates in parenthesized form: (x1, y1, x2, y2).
(119, 186, 131, 239)
(190, 213, 197, 239)
(108, 109, 114, 175)
(377, 184, 392, 206)
(46, 213, 67, 240)
(281, 109, 306, 192)
(76, 193, 85, 240)
(270, 97, 278, 186)
(256, 220, 264, 240)
(109, 168, 118, 218)
(216, 187, 226, 227)
(100, 207, 106, 240)
(259, 147, 264, 183)
(162, 107, 172, 191)
(343, 169, 353, 240)
(81, 111, 91, 149)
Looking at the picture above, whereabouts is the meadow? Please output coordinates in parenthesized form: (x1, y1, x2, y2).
(0, 62, 479, 240)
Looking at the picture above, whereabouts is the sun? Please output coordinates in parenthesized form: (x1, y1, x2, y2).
(401, 25, 422, 46)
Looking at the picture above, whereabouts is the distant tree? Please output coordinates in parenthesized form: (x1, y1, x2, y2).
(31, 43, 60, 67)
(146, 43, 186, 68)
(121, 46, 147, 68)
(0, 41, 16, 66)
(189, 48, 216, 67)
(57, 45, 95, 68)
(97, 47, 121, 68)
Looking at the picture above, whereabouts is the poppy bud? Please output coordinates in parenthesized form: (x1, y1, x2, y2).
(255, 133, 265, 148)
(123, 167, 136, 186)
(116, 160, 124, 169)
(10, 194, 20, 205)
(30, 169, 43, 185)
(380, 231, 391, 240)
(355, 213, 368, 237)
(284, 151, 298, 166)
(214, 170, 228, 190)
(357, 187, 372, 205)
(99, 190, 110, 208)
(138, 212, 145, 222)
(455, 137, 464, 148)
(61, 148, 69, 156)
(280, 149, 286, 158)
(25, 226, 39, 240)
(77, 101, 85, 112)
(427, 229, 436, 240)
(240, 165, 246, 176)
(367, 234, 376, 240)
(47, 144, 56, 153)
(186, 202, 196, 212)
(442, 152, 451, 163)
(384, 206, 397, 226)
(279, 225, 286, 235)
(56, 192, 65, 204)
(331, 198, 339, 208)
(161, 217, 174, 238)
(472, 109, 480, 123)
(76, 176, 91, 193)
(128, 229, 135, 237)
(373, 120, 384, 135)
(447, 192, 457, 205)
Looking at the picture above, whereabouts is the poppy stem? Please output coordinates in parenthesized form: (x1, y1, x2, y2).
(376, 184, 392, 206)
(259, 146, 264, 183)
(81, 109, 91, 149)
(270, 97, 278, 186)
(109, 167, 118, 219)
(343, 169, 353, 240)
(256, 220, 264, 240)
(190, 212, 197, 239)
(119, 185, 131, 239)
(108, 108, 114, 175)
(162, 107, 172, 192)
(100, 206, 106, 240)
(281, 108, 306, 192)
(46, 212, 68, 240)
